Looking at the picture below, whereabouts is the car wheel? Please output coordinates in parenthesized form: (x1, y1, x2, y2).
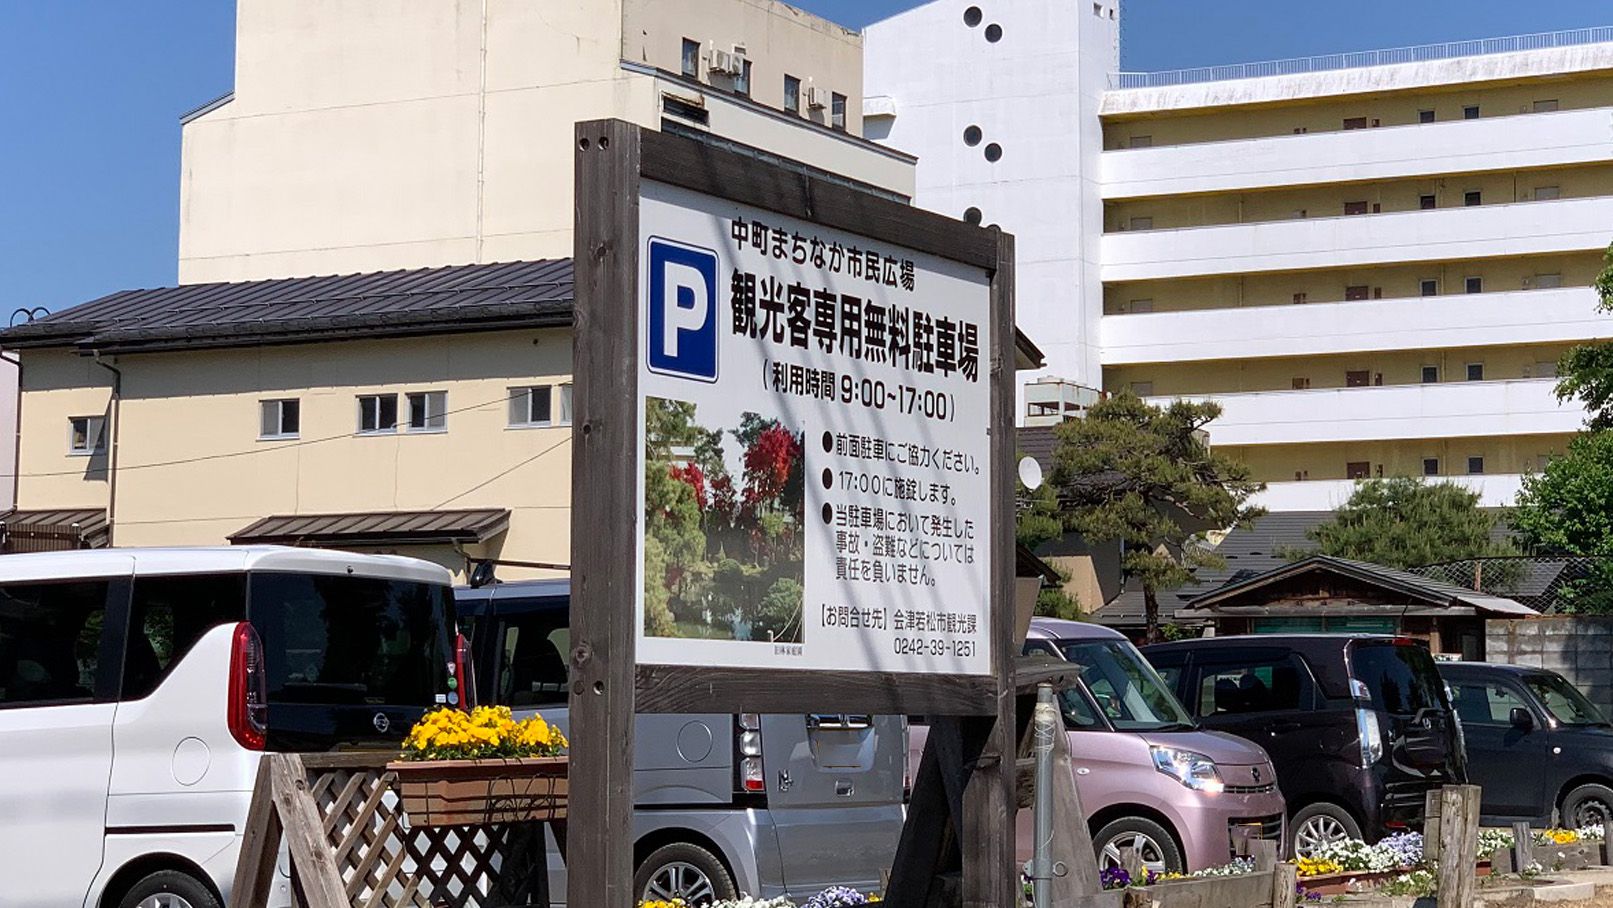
(635, 842, 739, 907)
(116, 870, 221, 908)
(1290, 803, 1361, 859)
(1093, 816, 1185, 876)
(1563, 783, 1613, 828)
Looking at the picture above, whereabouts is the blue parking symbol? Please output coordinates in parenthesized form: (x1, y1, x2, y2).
(646, 238, 720, 383)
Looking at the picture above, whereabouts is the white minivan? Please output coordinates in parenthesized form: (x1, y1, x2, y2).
(0, 546, 461, 908)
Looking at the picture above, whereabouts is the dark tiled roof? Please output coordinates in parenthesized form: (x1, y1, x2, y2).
(1186, 554, 1537, 617)
(230, 508, 510, 547)
(1, 260, 574, 353)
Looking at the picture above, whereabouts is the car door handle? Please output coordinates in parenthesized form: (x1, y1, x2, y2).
(1269, 721, 1302, 735)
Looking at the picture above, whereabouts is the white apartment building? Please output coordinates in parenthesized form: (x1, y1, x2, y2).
(179, 0, 912, 283)
(867, 6, 1613, 511)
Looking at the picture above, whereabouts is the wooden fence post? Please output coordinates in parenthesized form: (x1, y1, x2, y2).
(1270, 860, 1299, 908)
(1436, 785, 1482, 908)
(1424, 788, 1444, 866)
(1512, 821, 1534, 872)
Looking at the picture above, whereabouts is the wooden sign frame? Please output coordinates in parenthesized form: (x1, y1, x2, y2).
(570, 118, 1017, 906)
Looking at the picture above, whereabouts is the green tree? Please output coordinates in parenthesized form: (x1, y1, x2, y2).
(1555, 244, 1613, 430)
(1050, 394, 1264, 643)
(1296, 477, 1517, 571)
(1016, 479, 1064, 552)
(1513, 432, 1613, 613)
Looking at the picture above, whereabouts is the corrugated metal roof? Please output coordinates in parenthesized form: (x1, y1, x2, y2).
(1, 260, 573, 353)
(230, 508, 510, 547)
(0, 508, 110, 552)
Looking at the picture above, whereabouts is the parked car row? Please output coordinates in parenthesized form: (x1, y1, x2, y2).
(10, 547, 1613, 908)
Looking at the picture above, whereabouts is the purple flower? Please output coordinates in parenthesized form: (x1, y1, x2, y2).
(802, 886, 870, 908)
(1100, 867, 1132, 890)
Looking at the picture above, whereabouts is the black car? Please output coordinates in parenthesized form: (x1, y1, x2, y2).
(1143, 635, 1466, 857)
(1440, 662, 1613, 827)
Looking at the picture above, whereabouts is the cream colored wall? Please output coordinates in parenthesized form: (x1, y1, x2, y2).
(1226, 433, 1572, 483)
(623, 0, 864, 133)
(1106, 343, 1575, 397)
(1105, 162, 1613, 231)
(180, 0, 893, 284)
(15, 353, 115, 512)
(1104, 252, 1604, 313)
(15, 331, 574, 582)
(1102, 72, 1613, 149)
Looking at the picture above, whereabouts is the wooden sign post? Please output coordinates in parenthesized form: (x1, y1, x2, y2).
(571, 118, 1018, 907)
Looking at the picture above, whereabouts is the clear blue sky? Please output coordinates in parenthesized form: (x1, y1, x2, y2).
(3, 1, 1610, 315)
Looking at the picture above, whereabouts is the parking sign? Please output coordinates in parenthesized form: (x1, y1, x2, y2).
(645, 237, 719, 383)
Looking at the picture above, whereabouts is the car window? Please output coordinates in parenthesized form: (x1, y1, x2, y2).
(498, 610, 570, 708)
(123, 573, 246, 700)
(1197, 656, 1308, 715)
(1526, 674, 1610, 727)
(1450, 680, 1527, 726)
(1155, 664, 1184, 698)
(250, 572, 453, 707)
(0, 580, 110, 707)
(1054, 639, 1194, 731)
(1349, 642, 1447, 715)
(1058, 687, 1101, 729)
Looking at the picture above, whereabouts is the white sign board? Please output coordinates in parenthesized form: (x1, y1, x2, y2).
(635, 180, 992, 676)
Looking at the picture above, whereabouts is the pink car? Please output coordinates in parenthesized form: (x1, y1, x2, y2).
(909, 620, 1286, 873)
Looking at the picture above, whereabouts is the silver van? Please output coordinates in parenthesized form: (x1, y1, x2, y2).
(456, 579, 906, 905)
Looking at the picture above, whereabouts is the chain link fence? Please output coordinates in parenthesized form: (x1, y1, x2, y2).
(1410, 555, 1613, 614)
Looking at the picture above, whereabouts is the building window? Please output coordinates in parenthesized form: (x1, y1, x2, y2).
(1343, 116, 1368, 130)
(1127, 216, 1152, 230)
(259, 399, 300, 440)
(1291, 209, 1308, 219)
(1463, 190, 1482, 207)
(68, 415, 107, 455)
(1423, 457, 1440, 476)
(1127, 298, 1154, 313)
(1466, 363, 1485, 382)
(735, 59, 751, 97)
(1345, 370, 1371, 388)
(831, 92, 846, 130)
(1129, 381, 1154, 397)
(1129, 135, 1153, 148)
(1535, 185, 1561, 201)
(1346, 462, 1371, 480)
(1535, 273, 1563, 289)
(681, 38, 700, 78)
(1344, 200, 1369, 216)
(1418, 109, 1436, 123)
(1463, 105, 1480, 119)
(1465, 276, 1483, 294)
(1533, 99, 1560, 113)
(407, 391, 447, 432)
(1345, 285, 1370, 302)
(1467, 456, 1485, 475)
(1421, 365, 1440, 383)
(1291, 292, 1308, 304)
(509, 385, 563, 427)
(1291, 377, 1311, 390)
(1419, 194, 1437, 210)
(784, 75, 801, 114)
(357, 394, 399, 434)
(1420, 278, 1439, 296)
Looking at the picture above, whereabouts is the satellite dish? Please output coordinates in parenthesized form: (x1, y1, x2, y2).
(1018, 456, 1044, 491)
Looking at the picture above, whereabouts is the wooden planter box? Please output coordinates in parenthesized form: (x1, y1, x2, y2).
(1296, 868, 1403, 896)
(389, 757, 568, 827)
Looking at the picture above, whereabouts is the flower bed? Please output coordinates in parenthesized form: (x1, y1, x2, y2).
(637, 890, 882, 908)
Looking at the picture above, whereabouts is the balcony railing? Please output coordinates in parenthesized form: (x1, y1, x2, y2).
(1110, 25, 1613, 89)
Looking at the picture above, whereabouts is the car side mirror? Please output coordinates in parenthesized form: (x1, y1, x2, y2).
(1510, 707, 1535, 731)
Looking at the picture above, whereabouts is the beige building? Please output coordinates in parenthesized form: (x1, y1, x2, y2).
(178, 0, 909, 284)
(2, 262, 575, 578)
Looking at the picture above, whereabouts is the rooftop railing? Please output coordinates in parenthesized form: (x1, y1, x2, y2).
(1110, 25, 1613, 90)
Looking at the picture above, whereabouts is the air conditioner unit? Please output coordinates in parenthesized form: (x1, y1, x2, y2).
(709, 49, 740, 74)
(807, 86, 831, 110)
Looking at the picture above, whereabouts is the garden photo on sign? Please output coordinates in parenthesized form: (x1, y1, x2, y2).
(644, 396, 805, 643)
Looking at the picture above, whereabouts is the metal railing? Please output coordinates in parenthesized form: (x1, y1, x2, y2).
(1411, 555, 1613, 614)
(1111, 25, 1613, 90)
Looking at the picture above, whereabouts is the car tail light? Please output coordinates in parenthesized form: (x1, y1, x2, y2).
(738, 713, 765, 793)
(452, 633, 474, 711)
(1356, 707, 1383, 768)
(228, 622, 269, 751)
